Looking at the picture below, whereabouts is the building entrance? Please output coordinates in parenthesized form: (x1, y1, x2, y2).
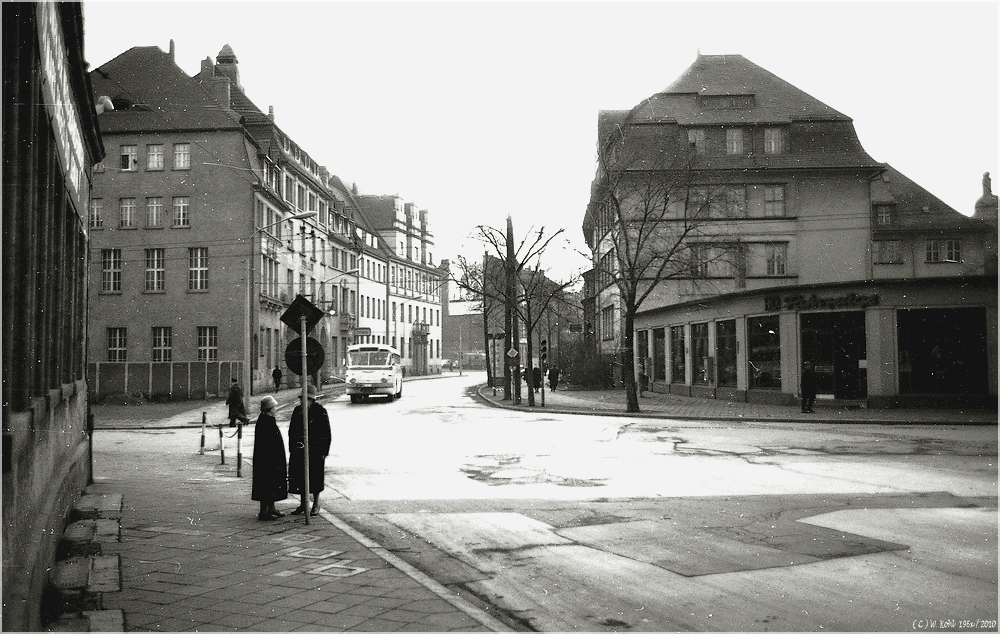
(801, 311, 867, 399)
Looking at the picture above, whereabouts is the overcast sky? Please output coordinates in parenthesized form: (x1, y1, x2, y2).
(82, 2, 998, 280)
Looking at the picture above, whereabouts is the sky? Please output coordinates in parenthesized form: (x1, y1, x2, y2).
(82, 2, 998, 281)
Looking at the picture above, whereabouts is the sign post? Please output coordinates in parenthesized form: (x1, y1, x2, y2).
(281, 295, 325, 525)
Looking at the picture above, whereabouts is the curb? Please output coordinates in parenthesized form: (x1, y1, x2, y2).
(473, 386, 998, 426)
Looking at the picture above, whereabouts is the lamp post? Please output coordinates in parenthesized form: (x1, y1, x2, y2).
(245, 211, 317, 396)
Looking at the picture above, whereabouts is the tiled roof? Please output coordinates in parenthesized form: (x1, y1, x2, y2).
(877, 165, 988, 232)
(650, 54, 850, 125)
(90, 46, 241, 133)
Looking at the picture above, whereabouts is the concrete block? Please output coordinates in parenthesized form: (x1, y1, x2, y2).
(72, 494, 122, 520)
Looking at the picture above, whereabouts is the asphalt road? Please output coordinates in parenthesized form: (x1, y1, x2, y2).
(93, 373, 999, 632)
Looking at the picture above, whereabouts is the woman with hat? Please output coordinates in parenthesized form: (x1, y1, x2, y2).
(288, 385, 332, 516)
(251, 396, 287, 520)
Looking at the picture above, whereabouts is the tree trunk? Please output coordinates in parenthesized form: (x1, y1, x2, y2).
(622, 298, 640, 413)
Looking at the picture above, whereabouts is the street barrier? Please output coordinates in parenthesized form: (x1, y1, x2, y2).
(200, 412, 206, 455)
(219, 425, 225, 465)
(236, 423, 243, 478)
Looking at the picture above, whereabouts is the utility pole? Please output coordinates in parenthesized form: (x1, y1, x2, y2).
(506, 215, 521, 404)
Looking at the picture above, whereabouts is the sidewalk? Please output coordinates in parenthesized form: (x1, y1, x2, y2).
(80, 379, 510, 632)
(476, 383, 998, 425)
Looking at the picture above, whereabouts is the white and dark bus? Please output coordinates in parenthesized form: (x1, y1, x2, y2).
(345, 344, 403, 403)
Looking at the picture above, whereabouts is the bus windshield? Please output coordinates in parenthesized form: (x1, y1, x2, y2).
(349, 350, 391, 367)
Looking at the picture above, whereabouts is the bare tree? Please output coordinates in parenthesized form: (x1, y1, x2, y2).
(588, 110, 735, 412)
(450, 252, 506, 387)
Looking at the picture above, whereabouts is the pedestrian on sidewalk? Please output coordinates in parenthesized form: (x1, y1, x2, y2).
(801, 360, 817, 413)
(288, 385, 332, 516)
(272, 366, 282, 392)
(548, 366, 560, 391)
(226, 378, 250, 427)
(532, 366, 542, 393)
(252, 396, 287, 520)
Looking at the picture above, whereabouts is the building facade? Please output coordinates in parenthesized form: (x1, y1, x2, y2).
(2, 3, 105, 629)
(87, 43, 446, 402)
(584, 54, 997, 408)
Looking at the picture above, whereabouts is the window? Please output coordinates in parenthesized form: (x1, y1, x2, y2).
(748, 315, 780, 389)
(101, 249, 122, 292)
(692, 323, 710, 385)
(146, 197, 164, 227)
(119, 197, 136, 228)
(926, 239, 961, 263)
(107, 327, 127, 362)
(716, 320, 737, 387)
(764, 127, 787, 154)
(724, 187, 746, 217)
(764, 186, 785, 217)
(687, 186, 709, 216)
(120, 145, 137, 171)
(725, 128, 745, 155)
(765, 243, 787, 276)
(197, 326, 218, 361)
(89, 198, 103, 228)
(172, 143, 190, 169)
(145, 248, 165, 291)
(653, 327, 666, 383)
(875, 205, 894, 226)
(601, 306, 615, 341)
(152, 326, 172, 362)
(172, 196, 190, 227)
(689, 243, 709, 277)
(188, 247, 209, 291)
(670, 325, 686, 383)
(687, 128, 706, 154)
(874, 240, 902, 264)
(147, 144, 164, 170)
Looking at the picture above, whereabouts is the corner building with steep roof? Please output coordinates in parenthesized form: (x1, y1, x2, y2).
(583, 54, 997, 409)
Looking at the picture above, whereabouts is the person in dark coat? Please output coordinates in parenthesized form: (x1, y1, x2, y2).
(251, 396, 287, 520)
(272, 366, 283, 392)
(801, 360, 817, 413)
(226, 378, 249, 427)
(288, 385, 332, 516)
(532, 366, 542, 393)
(548, 366, 560, 391)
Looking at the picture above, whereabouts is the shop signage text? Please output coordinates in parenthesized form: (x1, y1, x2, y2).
(764, 293, 880, 312)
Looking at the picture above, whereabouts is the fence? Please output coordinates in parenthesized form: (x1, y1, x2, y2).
(87, 361, 244, 402)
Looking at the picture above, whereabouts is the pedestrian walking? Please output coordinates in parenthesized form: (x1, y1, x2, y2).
(251, 396, 287, 520)
(225, 378, 249, 427)
(272, 366, 282, 392)
(548, 366, 560, 391)
(801, 360, 817, 413)
(532, 366, 542, 393)
(288, 385, 331, 516)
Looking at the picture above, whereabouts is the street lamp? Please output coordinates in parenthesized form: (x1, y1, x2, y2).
(245, 211, 317, 396)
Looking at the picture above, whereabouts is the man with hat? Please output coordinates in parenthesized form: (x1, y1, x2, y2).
(288, 385, 332, 516)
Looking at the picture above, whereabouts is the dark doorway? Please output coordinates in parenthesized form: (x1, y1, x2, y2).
(897, 307, 988, 395)
(801, 311, 867, 399)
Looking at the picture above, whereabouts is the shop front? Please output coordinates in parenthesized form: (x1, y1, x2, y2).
(634, 277, 997, 409)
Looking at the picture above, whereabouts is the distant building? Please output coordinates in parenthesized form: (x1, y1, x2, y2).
(86, 43, 447, 401)
(584, 54, 997, 408)
(2, 3, 105, 629)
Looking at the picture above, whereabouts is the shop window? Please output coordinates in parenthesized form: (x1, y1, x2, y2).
(653, 328, 666, 383)
(670, 325, 686, 383)
(692, 322, 710, 385)
(748, 315, 780, 389)
(716, 320, 737, 387)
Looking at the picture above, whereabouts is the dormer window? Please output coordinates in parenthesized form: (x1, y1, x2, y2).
(874, 204, 895, 226)
(687, 128, 706, 154)
(764, 127, 788, 154)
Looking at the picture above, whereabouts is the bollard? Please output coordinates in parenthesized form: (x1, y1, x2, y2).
(200, 412, 206, 455)
(236, 422, 243, 478)
(219, 425, 225, 465)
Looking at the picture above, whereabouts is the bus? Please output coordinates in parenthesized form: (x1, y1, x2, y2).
(345, 343, 403, 403)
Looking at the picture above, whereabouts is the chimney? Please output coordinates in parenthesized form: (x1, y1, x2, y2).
(268, 105, 274, 121)
(214, 44, 241, 90)
(211, 75, 231, 108)
(169, 39, 175, 61)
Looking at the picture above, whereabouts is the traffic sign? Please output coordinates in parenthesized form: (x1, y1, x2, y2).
(281, 295, 324, 335)
(284, 337, 325, 376)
